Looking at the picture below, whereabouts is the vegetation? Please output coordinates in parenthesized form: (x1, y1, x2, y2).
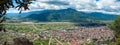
(109, 16, 120, 37)
(0, 0, 32, 21)
(0, 0, 35, 32)
(0, 0, 35, 45)
(109, 16, 120, 45)
(5, 23, 75, 33)
(23, 8, 116, 22)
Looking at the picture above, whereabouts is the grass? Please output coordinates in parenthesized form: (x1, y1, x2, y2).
(4, 22, 76, 34)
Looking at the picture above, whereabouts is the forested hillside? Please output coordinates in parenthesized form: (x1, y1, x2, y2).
(24, 8, 117, 22)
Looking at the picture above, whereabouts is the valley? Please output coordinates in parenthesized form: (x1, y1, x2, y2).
(0, 22, 114, 45)
(2, 8, 118, 45)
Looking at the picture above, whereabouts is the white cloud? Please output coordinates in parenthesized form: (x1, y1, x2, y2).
(29, 0, 69, 10)
(7, 0, 120, 15)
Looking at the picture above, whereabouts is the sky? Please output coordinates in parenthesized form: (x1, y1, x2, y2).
(7, 0, 120, 15)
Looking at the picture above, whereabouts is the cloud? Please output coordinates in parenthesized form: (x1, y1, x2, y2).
(29, 0, 69, 10)
(43, 1, 69, 5)
(8, 0, 120, 15)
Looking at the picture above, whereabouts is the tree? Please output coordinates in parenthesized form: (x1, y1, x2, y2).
(109, 16, 120, 35)
(0, 0, 32, 32)
(0, 0, 34, 45)
(109, 16, 120, 45)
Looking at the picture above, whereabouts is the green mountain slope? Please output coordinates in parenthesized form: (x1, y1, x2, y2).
(24, 8, 117, 23)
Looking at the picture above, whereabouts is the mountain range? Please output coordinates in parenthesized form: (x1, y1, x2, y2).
(6, 8, 117, 23)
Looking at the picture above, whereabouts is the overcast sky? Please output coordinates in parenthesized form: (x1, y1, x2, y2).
(7, 0, 120, 15)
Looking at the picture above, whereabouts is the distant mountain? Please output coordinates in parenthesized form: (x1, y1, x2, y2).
(6, 8, 117, 23)
(6, 13, 30, 18)
(24, 8, 117, 22)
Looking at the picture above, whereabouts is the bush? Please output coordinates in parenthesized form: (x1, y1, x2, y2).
(109, 16, 120, 37)
(109, 16, 120, 32)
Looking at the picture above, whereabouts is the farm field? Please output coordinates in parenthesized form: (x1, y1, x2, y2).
(4, 22, 76, 33)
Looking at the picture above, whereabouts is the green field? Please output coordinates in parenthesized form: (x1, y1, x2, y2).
(4, 22, 76, 34)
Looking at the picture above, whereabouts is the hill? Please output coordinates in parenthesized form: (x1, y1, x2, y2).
(6, 8, 117, 23)
(24, 8, 117, 22)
